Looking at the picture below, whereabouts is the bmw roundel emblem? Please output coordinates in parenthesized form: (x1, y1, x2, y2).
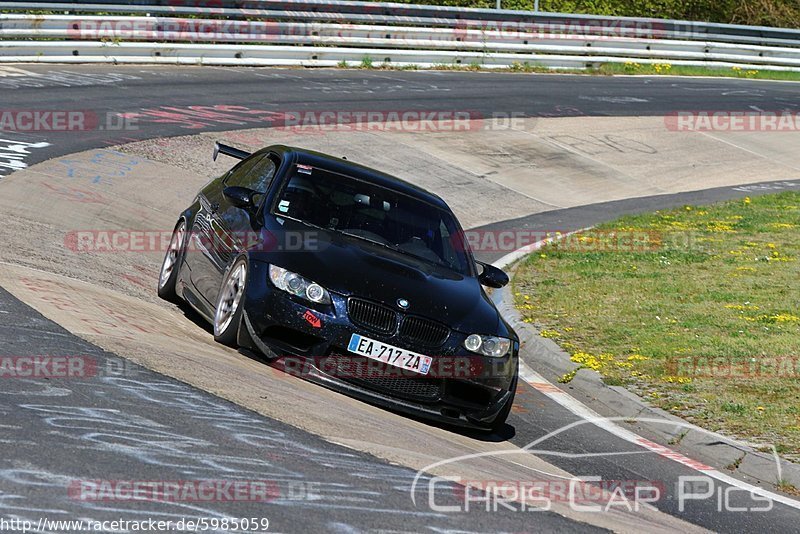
(397, 298, 410, 310)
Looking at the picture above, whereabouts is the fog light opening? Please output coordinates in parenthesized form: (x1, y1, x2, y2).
(441, 408, 461, 419)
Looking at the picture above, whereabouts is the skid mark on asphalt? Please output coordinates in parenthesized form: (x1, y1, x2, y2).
(120, 105, 286, 131)
(0, 68, 140, 89)
(0, 66, 38, 77)
(0, 365, 461, 530)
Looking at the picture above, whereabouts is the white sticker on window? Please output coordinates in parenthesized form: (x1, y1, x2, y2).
(278, 200, 290, 213)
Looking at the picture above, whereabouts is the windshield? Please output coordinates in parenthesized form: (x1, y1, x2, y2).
(272, 164, 472, 275)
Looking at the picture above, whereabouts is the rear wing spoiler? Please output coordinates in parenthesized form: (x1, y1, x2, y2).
(213, 142, 251, 161)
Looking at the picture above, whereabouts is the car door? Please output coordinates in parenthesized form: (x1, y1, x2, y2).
(189, 154, 264, 303)
(202, 153, 279, 305)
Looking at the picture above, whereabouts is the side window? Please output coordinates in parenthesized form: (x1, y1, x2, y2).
(223, 155, 261, 187)
(225, 155, 277, 195)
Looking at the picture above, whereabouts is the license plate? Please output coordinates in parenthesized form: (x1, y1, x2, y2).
(347, 333, 432, 375)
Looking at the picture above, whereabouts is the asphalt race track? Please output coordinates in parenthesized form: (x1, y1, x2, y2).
(3, 65, 800, 172)
(1, 65, 800, 533)
(0, 285, 600, 533)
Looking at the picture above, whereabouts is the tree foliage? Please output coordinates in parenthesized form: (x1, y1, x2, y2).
(382, 0, 800, 28)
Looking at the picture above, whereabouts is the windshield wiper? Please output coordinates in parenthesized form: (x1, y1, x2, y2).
(337, 230, 399, 251)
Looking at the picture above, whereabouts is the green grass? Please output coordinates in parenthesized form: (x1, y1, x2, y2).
(341, 61, 800, 82)
(596, 62, 800, 82)
(778, 479, 800, 496)
(514, 192, 800, 461)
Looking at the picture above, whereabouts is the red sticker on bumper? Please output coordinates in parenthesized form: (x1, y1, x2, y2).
(302, 310, 322, 328)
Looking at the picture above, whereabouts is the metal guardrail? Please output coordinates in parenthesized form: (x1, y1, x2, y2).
(6, 0, 800, 42)
(1, 1, 799, 69)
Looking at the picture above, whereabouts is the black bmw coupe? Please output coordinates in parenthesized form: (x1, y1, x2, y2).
(158, 143, 519, 431)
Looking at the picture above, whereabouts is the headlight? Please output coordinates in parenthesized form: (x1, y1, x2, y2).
(463, 334, 511, 358)
(269, 265, 331, 304)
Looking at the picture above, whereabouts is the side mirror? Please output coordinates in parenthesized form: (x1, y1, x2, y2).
(223, 186, 256, 210)
(477, 261, 509, 288)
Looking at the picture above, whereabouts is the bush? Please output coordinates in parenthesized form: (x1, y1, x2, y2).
(377, 0, 800, 28)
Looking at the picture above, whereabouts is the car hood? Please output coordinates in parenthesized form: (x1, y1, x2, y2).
(255, 220, 501, 334)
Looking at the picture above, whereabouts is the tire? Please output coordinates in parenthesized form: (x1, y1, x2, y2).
(213, 257, 248, 347)
(157, 219, 187, 303)
(489, 373, 518, 433)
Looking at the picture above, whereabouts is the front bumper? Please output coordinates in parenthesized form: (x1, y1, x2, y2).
(242, 261, 518, 429)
